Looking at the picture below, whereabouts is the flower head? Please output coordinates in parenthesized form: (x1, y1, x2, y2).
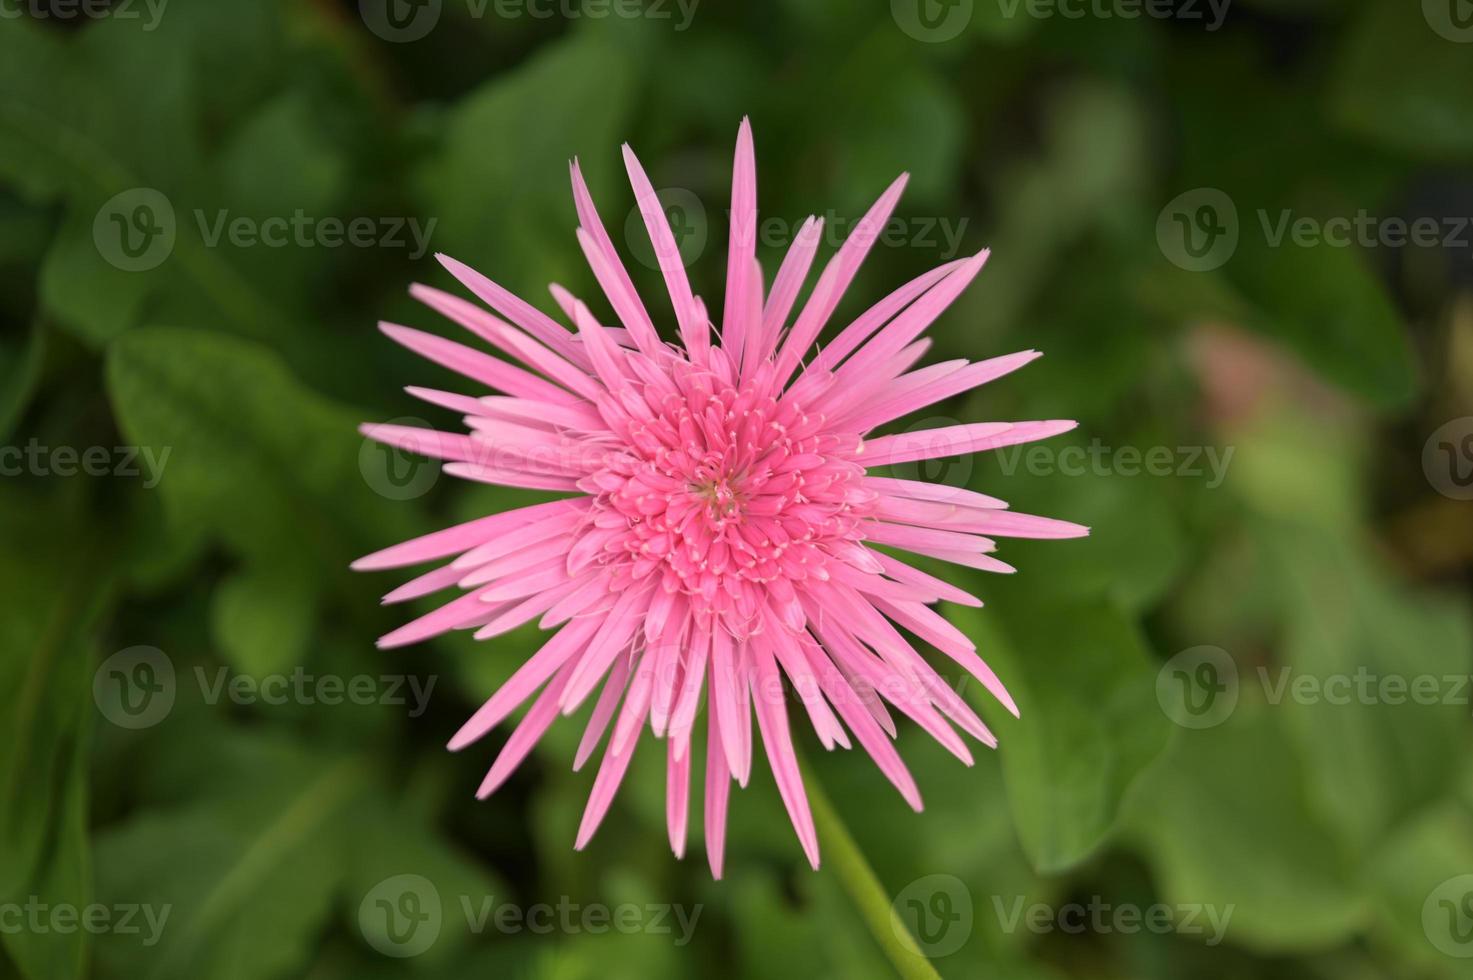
(356, 119, 1084, 875)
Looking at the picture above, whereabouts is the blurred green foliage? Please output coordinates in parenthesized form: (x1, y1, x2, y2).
(2, 1, 1472, 978)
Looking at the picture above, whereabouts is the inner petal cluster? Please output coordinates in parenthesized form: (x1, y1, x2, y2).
(576, 364, 873, 628)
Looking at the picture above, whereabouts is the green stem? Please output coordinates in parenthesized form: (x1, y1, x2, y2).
(806, 765, 943, 980)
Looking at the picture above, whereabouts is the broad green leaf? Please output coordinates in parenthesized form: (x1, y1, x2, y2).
(1332, 2, 1473, 160)
(93, 746, 370, 980)
(1265, 526, 1473, 856)
(0, 493, 111, 979)
(1367, 803, 1473, 974)
(1124, 700, 1365, 951)
(415, 32, 637, 288)
(954, 594, 1171, 873)
(105, 326, 414, 569)
(0, 318, 44, 442)
(210, 564, 317, 678)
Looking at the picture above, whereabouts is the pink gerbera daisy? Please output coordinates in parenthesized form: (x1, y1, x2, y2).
(356, 119, 1085, 876)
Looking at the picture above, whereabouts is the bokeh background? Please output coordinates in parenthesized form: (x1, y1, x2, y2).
(4, 0, 1473, 977)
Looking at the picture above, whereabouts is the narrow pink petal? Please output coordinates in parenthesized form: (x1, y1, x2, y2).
(862, 476, 1008, 510)
(773, 173, 909, 384)
(667, 735, 691, 859)
(840, 350, 1043, 432)
(809, 258, 965, 374)
(560, 583, 655, 713)
(441, 462, 580, 493)
(722, 117, 758, 360)
(454, 506, 587, 569)
(568, 158, 663, 355)
(382, 562, 464, 605)
(623, 143, 705, 351)
(760, 215, 822, 347)
(801, 636, 922, 810)
(434, 253, 591, 369)
(862, 420, 1077, 467)
(574, 675, 650, 850)
(476, 660, 576, 798)
(379, 322, 578, 405)
(411, 284, 606, 402)
(834, 249, 991, 385)
(447, 614, 602, 750)
(376, 588, 497, 649)
(872, 552, 984, 608)
(872, 597, 1019, 719)
(352, 500, 582, 571)
(574, 651, 632, 771)
(405, 385, 487, 417)
(749, 635, 821, 868)
(705, 693, 731, 880)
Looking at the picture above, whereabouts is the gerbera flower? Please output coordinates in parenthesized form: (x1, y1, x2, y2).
(356, 119, 1084, 876)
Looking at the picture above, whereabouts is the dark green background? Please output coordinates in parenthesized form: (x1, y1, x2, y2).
(3, 0, 1473, 977)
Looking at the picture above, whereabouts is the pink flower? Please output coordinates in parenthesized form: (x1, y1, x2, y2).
(356, 119, 1084, 876)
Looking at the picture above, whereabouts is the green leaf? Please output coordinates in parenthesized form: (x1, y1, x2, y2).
(1263, 525, 1473, 856)
(0, 318, 44, 442)
(210, 564, 317, 678)
(1125, 700, 1365, 951)
(0, 493, 112, 979)
(93, 746, 370, 980)
(1332, 2, 1473, 160)
(105, 326, 414, 568)
(953, 594, 1171, 873)
(415, 32, 637, 287)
